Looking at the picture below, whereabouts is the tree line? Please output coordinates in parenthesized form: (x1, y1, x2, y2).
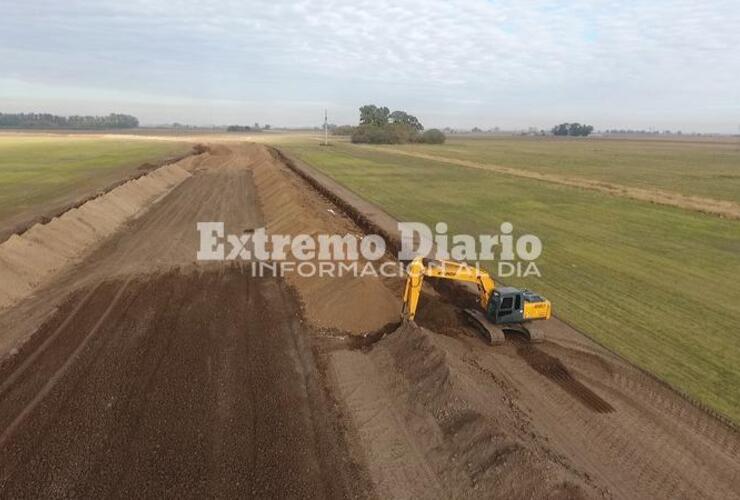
(0, 112, 139, 129)
(551, 122, 594, 136)
(226, 122, 270, 132)
(332, 105, 445, 144)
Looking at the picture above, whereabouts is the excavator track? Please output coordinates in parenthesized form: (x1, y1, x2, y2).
(506, 323, 546, 343)
(522, 323, 545, 343)
(464, 309, 545, 344)
(464, 309, 505, 345)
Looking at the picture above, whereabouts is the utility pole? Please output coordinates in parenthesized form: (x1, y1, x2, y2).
(324, 109, 328, 146)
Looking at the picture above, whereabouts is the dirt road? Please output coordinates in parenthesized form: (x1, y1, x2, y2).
(0, 145, 370, 497)
(0, 269, 364, 497)
(0, 142, 737, 498)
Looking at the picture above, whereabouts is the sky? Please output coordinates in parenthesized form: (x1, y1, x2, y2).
(1, 0, 739, 132)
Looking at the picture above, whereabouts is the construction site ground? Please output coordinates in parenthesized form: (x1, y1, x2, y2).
(0, 143, 737, 498)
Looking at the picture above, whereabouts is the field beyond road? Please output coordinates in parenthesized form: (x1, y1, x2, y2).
(278, 135, 740, 422)
(0, 133, 190, 239)
(384, 135, 740, 204)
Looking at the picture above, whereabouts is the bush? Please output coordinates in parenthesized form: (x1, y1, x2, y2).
(417, 128, 446, 144)
(351, 124, 403, 144)
(388, 122, 418, 143)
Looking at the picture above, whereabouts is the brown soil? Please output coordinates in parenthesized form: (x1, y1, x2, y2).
(0, 267, 366, 498)
(0, 162, 192, 310)
(379, 147, 740, 219)
(250, 146, 398, 335)
(330, 322, 596, 498)
(514, 339, 615, 414)
(0, 143, 737, 498)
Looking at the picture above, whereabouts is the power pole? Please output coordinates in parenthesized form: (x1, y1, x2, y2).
(324, 109, 328, 145)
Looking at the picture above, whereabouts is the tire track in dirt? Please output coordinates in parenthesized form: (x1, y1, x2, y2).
(513, 338, 615, 413)
(0, 277, 133, 452)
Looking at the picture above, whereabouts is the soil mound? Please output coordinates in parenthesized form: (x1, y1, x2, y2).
(0, 163, 191, 310)
(412, 292, 467, 337)
(356, 322, 591, 497)
(250, 153, 399, 335)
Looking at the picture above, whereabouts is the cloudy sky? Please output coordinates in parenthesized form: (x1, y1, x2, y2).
(1, 0, 739, 131)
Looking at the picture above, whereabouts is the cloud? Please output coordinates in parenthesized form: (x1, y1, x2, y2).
(1, 0, 738, 130)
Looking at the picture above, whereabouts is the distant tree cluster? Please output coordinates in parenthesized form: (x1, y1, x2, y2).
(350, 104, 445, 144)
(551, 122, 594, 137)
(0, 112, 139, 129)
(226, 125, 253, 132)
(226, 123, 270, 132)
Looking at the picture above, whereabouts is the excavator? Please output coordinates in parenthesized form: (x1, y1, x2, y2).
(401, 256, 552, 344)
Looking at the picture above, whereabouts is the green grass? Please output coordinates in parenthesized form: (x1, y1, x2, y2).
(281, 138, 740, 422)
(0, 135, 189, 226)
(373, 136, 740, 203)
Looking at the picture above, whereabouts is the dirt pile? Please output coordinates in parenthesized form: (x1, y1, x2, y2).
(412, 291, 468, 337)
(250, 149, 399, 335)
(330, 322, 595, 498)
(0, 163, 191, 310)
(380, 323, 594, 496)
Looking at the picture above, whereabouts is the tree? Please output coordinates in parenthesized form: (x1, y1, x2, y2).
(552, 123, 569, 136)
(551, 122, 593, 137)
(359, 105, 390, 127)
(352, 104, 445, 145)
(389, 110, 423, 132)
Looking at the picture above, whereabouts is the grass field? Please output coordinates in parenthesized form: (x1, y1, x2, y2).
(381, 136, 740, 203)
(279, 136, 740, 422)
(0, 134, 189, 230)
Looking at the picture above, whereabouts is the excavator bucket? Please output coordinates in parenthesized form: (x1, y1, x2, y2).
(464, 308, 505, 345)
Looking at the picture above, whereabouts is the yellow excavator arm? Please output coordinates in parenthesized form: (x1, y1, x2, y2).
(401, 256, 496, 320)
(401, 256, 551, 344)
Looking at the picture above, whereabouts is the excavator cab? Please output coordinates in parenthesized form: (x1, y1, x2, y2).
(486, 287, 551, 325)
(486, 287, 525, 324)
